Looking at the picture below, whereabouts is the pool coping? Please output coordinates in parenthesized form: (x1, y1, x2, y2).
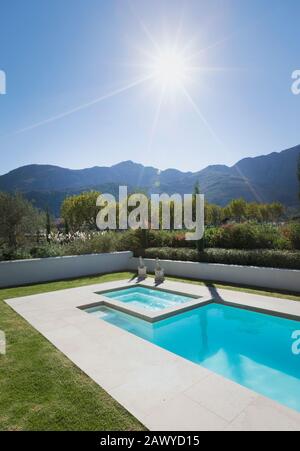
(79, 283, 213, 323)
(5, 277, 300, 431)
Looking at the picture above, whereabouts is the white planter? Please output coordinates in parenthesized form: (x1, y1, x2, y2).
(138, 266, 147, 278)
(154, 269, 165, 283)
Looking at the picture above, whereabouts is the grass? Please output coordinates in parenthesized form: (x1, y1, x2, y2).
(0, 272, 145, 431)
(1, 270, 299, 431)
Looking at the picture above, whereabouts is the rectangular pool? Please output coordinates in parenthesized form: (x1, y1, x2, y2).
(98, 286, 196, 311)
(85, 302, 300, 413)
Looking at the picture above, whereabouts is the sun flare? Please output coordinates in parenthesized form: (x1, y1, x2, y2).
(151, 49, 189, 88)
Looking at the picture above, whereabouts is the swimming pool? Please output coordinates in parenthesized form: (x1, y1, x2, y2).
(99, 286, 196, 311)
(86, 302, 300, 413)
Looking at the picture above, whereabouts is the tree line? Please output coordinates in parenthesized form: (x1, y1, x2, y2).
(60, 191, 286, 231)
(0, 151, 299, 251)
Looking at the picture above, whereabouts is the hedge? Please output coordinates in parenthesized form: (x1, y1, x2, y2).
(135, 223, 300, 251)
(144, 247, 300, 270)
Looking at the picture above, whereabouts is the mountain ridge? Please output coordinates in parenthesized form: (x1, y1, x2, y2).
(0, 145, 299, 216)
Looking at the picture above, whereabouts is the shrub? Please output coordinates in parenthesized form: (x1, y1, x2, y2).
(147, 230, 172, 247)
(145, 247, 199, 262)
(140, 225, 286, 251)
(62, 232, 119, 255)
(0, 247, 32, 261)
(204, 224, 281, 250)
(282, 223, 300, 250)
(172, 232, 194, 248)
(117, 230, 144, 253)
(30, 244, 63, 258)
(204, 227, 223, 248)
(141, 230, 198, 249)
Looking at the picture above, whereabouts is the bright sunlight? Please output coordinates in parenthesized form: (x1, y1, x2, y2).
(151, 48, 189, 89)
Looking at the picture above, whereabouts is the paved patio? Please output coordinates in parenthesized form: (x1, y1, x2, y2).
(6, 277, 300, 431)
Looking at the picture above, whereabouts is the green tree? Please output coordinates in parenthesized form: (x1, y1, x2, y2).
(222, 205, 232, 222)
(267, 202, 285, 223)
(0, 192, 42, 249)
(246, 202, 262, 222)
(259, 204, 270, 223)
(193, 181, 200, 196)
(228, 198, 247, 222)
(45, 207, 51, 242)
(64, 219, 70, 235)
(61, 191, 100, 231)
(192, 181, 204, 252)
(205, 203, 223, 226)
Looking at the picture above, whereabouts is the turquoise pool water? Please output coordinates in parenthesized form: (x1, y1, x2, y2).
(100, 286, 195, 311)
(86, 302, 300, 412)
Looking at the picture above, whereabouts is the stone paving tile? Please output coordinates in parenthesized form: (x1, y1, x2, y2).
(185, 372, 258, 422)
(109, 358, 210, 415)
(6, 277, 300, 431)
(225, 397, 300, 431)
(143, 393, 228, 431)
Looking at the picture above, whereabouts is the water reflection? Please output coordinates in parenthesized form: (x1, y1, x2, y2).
(87, 301, 300, 412)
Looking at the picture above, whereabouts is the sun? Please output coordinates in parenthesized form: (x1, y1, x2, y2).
(149, 48, 190, 90)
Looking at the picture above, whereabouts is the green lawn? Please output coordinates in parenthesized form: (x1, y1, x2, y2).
(0, 272, 145, 431)
(1, 270, 299, 431)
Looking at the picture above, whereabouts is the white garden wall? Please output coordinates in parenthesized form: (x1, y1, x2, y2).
(128, 257, 300, 293)
(1, 252, 299, 292)
(0, 252, 133, 288)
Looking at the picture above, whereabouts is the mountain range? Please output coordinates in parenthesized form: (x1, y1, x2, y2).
(0, 145, 299, 217)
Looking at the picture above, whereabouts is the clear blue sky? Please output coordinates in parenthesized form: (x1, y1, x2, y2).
(0, 0, 299, 174)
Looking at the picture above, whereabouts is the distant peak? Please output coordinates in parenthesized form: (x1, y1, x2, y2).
(112, 160, 136, 166)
